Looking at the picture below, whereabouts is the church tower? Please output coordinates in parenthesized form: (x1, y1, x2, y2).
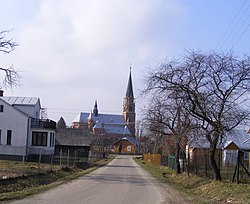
(123, 68, 136, 136)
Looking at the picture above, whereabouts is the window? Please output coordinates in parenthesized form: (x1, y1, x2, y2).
(243, 152, 249, 161)
(50, 132, 55, 147)
(7, 130, 12, 145)
(32, 132, 48, 146)
(0, 105, 3, 112)
(0, 129, 1, 145)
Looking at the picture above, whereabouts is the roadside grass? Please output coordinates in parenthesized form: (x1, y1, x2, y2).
(0, 157, 113, 201)
(135, 157, 250, 204)
(0, 160, 61, 179)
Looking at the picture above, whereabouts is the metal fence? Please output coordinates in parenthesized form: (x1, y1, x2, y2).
(0, 149, 110, 180)
(162, 151, 250, 183)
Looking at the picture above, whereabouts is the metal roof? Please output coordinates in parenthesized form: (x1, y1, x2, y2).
(223, 129, 250, 150)
(2, 97, 40, 106)
(73, 112, 131, 135)
(73, 112, 125, 124)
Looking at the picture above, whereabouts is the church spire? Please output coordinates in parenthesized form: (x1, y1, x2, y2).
(126, 67, 134, 99)
(123, 67, 136, 136)
(93, 100, 98, 116)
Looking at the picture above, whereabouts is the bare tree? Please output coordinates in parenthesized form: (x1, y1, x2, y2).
(143, 93, 193, 174)
(144, 50, 250, 180)
(0, 30, 19, 89)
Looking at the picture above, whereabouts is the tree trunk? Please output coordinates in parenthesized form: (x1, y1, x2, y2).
(175, 142, 181, 174)
(210, 147, 222, 181)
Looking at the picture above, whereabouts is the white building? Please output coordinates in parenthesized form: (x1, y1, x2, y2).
(0, 90, 56, 162)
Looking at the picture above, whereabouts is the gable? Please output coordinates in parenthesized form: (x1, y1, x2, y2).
(224, 141, 239, 150)
(0, 97, 29, 119)
(113, 137, 138, 146)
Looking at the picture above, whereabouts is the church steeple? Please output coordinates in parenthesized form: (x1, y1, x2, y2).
(123, 67, 136, 136)
(126, 67, 134, 99)
(93, 100, 98, 116)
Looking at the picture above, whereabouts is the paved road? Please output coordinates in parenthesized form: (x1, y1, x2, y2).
(8, 155, 188, 204)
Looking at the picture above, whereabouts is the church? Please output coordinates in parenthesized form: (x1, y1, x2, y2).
(71, 69, 136, 147)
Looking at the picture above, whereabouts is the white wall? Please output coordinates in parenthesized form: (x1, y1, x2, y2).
(0, 99, 29, 156)
(14, 101, 40, 119)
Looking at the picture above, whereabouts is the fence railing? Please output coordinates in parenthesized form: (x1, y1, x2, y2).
(143, 152, 250, 183)
(31, 119, 57, 129)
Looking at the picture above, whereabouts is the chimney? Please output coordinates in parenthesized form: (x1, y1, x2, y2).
(0, 90, 3, 97)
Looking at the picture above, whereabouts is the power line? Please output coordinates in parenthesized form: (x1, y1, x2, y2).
(216, 0, 250, 50)
(231, 23, 250, 49)
(46, 108, 123, 115)
(216, 0, 247, 49)
(224, 7, 250, 50)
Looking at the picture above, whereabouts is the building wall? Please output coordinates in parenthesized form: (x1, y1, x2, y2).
(186, 146, 222, 165)
(14, 102, 40, 119)
(72, 122, 88, 129)
(0, 99, 29, 156)
(114, 140, 135, 154)
(28, 128, 55, 155)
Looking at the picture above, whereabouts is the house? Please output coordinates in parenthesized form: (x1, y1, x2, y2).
(113, 137, 139, 154)
(222, 129, 250, 167)
(186, 135, 222, 168)
(71, 69, 136, 149)
(54, 128, 91, 164)
(186, 129, 250, 168)
(0, 90, 56, 162)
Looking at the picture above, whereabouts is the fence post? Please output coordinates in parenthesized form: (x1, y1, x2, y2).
(205, 153, 208, 177)
(39, 148, 42, 169)
(67, 150, 70, 167)
(74, 150, 77, 167)
(50, 154, 54, 170)
(195, 155, 198, 175)
(59, 149, 62, 167)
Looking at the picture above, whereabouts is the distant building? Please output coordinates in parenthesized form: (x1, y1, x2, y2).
(0, 90, 56, 162)
(113, 137, 139, 154)
(71, 69, 136, 147)
(55, 128, 91, 164)
(186, 129, 250, 168)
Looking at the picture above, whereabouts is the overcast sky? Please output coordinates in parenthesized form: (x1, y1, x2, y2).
(1, 0, 250, 125)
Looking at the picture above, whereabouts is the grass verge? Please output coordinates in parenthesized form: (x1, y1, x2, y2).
(134, 157, 250, 204)
(0, 157, 113, 201)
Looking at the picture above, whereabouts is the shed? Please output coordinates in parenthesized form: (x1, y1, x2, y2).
(113, 137, 138, 154)
(55, 128, 91, 163)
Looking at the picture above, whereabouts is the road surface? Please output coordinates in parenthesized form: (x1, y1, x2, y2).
(7, 155, 189, 204)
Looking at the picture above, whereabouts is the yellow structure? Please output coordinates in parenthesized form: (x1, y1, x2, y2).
(143, 154, 161, 165)
(113, 137, 138, 154)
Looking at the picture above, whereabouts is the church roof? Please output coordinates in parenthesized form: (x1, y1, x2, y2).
(73, 112, 125, 124)
(73, 112, 131, 135)
(97, 124, 131, 135)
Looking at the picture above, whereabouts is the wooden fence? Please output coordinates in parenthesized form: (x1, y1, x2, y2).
(143, 154, 161, 165)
